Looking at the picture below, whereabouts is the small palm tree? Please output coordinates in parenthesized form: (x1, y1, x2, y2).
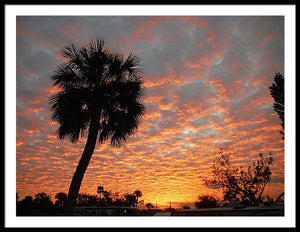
(134, 190, 142, 208)
(49, 38, 145, 215)
(97, 186, 104, 204)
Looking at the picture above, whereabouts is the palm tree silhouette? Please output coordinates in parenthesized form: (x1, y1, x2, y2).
(49, 38, 145, 215)
(97, 186, 104, 204)
(134, 190, 142, 208)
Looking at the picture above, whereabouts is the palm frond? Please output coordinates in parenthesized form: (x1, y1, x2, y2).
(62, 43, 85, 70)
(87, 37, 105, 54)
(122, 52, 142, 80)
(49, 37, 145, 146)
(107, 53, 124, 81)
(51, 63, 82, 89)
(49, 88, 90, 143)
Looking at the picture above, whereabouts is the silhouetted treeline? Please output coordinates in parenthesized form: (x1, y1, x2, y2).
(193, 192, 284, 209)
(17, 192, 58, 216)
(17, 187, 143, 216)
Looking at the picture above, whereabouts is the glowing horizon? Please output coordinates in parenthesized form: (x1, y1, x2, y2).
(16, 15, 284, 209)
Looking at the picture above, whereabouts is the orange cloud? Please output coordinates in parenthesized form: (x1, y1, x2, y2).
(257, 32, 276, 48)
(44, 85, 62, 96)
(205, 29, 216, 42)
(16, 140, 24, 148)
(17, 28, 27, 35)
(58, 23, 78, 35)
(27, 107, 45, 113)
(24, 128, 40, 134)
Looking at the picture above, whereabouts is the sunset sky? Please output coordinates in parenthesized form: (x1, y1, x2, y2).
(16, 14, 285, 209)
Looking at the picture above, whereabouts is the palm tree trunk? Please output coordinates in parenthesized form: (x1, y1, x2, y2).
(64, 117, 99, 215)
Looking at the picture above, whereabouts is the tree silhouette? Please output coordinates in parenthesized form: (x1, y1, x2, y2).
(145, 202, 154, 211)
(112, 192, 127, 207)
(97, 186, 104, 204)
(194, 195, 219, 208)
(124, 193, 137, 207)
(269, 72, 284, 139)
(55, 192, 68, 208)
(17, 195, 34, 215)
(33, 192, 53, 215)
(87, 194, 98, 207)
(49, 38, 145, 215)
(76, 193, 89, 207)
(204, 150, 273, 206)
(134, 190, 142, 208)
(102, 190, 113, 206)
(275, 192, 284, 204)
(261, 195, 275, 207)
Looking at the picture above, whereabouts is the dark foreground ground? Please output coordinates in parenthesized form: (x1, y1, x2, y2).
(73, 205, 284, 216)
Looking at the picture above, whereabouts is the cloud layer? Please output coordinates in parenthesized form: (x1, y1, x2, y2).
(16, 16, 284, 207)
